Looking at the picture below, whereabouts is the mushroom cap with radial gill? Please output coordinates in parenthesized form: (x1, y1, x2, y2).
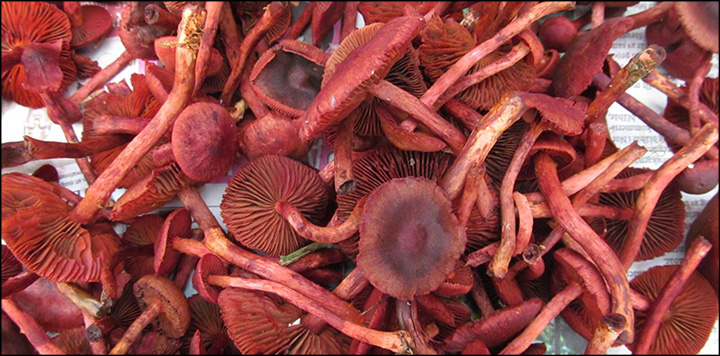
(674, 2, 719, 53)
(67, 3, 113, 49)
(133, 274, 191, 339)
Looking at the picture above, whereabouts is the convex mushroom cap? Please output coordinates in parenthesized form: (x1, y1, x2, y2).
(134, 274, 190, 339)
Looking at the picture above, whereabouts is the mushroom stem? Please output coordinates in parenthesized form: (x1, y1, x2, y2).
(513, 192, 534, 256)
(471, 270, 497, 318)
(334, 114, 357, 195)
(586, 45, 665, 124)
(630, 288, 652, 311)
(56, 282, 102, 316)
(86, 316, 117, 343)
(501, 283, 584, 354)
(283, 2, 315, 40)
(109, 301, 162, 355)
(93, 115, 151, 136)
(457, 164, 485, 228)
(207, 275, 413, 354)
(69, 50, 134, 105)
(535, 152, 634, 344)
(590, 2, 604, 28)
(627, 1, 674, 30)
(300, 267, 370, 333)
(633, 237, 713, 355)
(275, 195, 368, 243)
(1, 272, 40, 299)
(81, 309, 107, 355)
(19, 135, 127, 162)
(176, 185, 363, 324)
(440, 93, 527, 201)
(441, 99, 484, 129)
(218, 2, 239, 63)
(171, 235, 214, 258)
(490, 122, 545, 279)
(172, 230, 204, 290)
(70, 8, 204, 224)
(193, 1, 223, 97)
(421, 1, 575, 107)
(1, 299, 66, 355)
(592, 72, 719, 160)
(144, 4, 180, 29)
(643, 70, 718, 126)
(584, 122, 607, 169)
(396, 300, 437, 354)
(428, 42, 531, 113)
(686, 53, 713, 134)
(367, 80, 466, 154)
(220, 2, 287, 104)
(529, 201, 632, 220)
(619, 124, 719, 269)
(341, 2, 359, 41)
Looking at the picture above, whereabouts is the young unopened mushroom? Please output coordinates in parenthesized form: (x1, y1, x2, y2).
(109, 275, 190, 355)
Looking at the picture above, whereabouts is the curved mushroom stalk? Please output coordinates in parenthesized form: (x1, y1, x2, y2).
(501, 249, 611, 354)
(274, 196, 366, 244)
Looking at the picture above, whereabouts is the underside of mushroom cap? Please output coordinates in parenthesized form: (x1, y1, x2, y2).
(218, 287, 349, 354)
(628, 265, 719, 355)
(122, 214, 164, 280)
(299, 15, 425, 141)
(675, 2, 719, 53)
(599, 168, 685, 261)
(2, 173, 117, 282)
(69, 4, 113, 49)
(220, 155, 329, 256)
(358, 177, 466, 301)
(134, 274, 190, 339)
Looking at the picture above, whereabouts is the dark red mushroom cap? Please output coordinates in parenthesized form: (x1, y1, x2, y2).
(554, 248, 611, 322)
(192, 254, 227, 304)
(172, 102, 238, 183)
(10, 277, 84, 332)
(686, 194, 718, 296)
(628, 265, 719, 355)
(674, 2, 719, 53)
(65, 3, 113, 49)
(298, 15, 425, 141)
(154, 208, 192, 277)
(358, 177, 466, 301)
(134, 274, 191, 339)
(220, 155, 329, 256)
(250, 40, 329, 118)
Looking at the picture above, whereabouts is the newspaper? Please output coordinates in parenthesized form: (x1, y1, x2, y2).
(1, 2, 717, 354)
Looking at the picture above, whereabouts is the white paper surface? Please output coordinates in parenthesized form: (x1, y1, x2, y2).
(1, 2, 717, 354)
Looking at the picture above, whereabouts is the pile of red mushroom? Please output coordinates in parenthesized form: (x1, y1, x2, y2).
(2, 1, 718, 355)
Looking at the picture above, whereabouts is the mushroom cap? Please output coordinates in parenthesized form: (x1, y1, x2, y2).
(675, 2, 719, 53)
(628, 265, 719, 354)
(686, 193, 719, 296)
(324, 22, 427, 138)
(122, 214, 164, 281)
(1, 1, 76, 108)
(238, 111, 309, 160)
(69, 4, 113, 48)
(550, 16, 635, 98)
(220, 155, 329, 256)
(192, 254, 227, 304)
(10, 277, 84, 332)
(53, 327, 92, 354)
(163, 2, 205, 16)
(336, 148, 452, 260)
(154, 209, 192, 277)
(109, 162, 191, 221)
(250, 40, 328, 118)
(82, 74, 161, 188)
(182, 294, 229, 354)
(134, 274, 191, 339)
(516, 92, 586, 136)
(172, 102, 238, 183)
(443, 298, 544, 352)
(434, 260, 474, 297)
(599, 168, 685, 261)
(2, 245, 23, 285)
(118, 2, 174, 60)
(2, 173, 119, 282)
(554, 248, 611, 321)
(218, 287, 349, 354)
(299, 15, 425, 141)
(310, 2, 345, 45)
(538, 16, 578, 52)
(358, 177, 466, 301)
